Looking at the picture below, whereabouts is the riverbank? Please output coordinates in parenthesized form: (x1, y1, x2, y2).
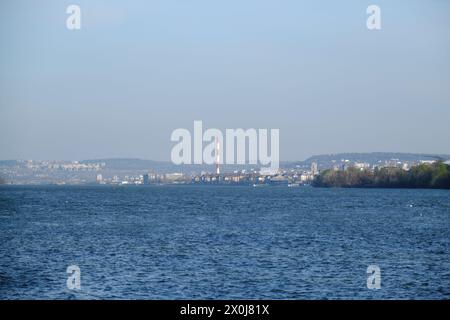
(313, 162, 450, 189)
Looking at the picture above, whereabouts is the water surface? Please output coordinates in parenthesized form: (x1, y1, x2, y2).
(0, 185, 449, 299)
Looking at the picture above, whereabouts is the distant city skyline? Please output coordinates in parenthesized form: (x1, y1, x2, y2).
(2, 151, 448, 186)
(1, 0, 450, 161)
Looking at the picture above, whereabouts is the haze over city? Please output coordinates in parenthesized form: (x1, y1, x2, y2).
(1, 0, 449, 161)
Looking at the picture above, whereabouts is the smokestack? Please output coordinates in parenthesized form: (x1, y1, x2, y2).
(215, 136, 220, 175)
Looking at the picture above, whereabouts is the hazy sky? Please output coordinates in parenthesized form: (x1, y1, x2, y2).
(1, 0, 449, 161)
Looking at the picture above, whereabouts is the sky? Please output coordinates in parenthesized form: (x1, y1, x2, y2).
(0, 0, 449, 161)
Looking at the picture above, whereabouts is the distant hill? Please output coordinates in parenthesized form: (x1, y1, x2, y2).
(283, 152, 450, 169)
(0, 160, 20, 166)
(81, 158, 171, 170)
(81, 158, 226, 173)
(81, 153, 450, 172)
(305, 152, 450, 163)
(2, 153, 450, 173)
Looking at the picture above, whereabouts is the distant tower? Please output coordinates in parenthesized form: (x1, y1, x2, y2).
(215, 136, 220, 175)
(311, 162, 318, 176)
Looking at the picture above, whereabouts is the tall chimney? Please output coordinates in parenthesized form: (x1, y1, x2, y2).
(215, 136, 220, 175)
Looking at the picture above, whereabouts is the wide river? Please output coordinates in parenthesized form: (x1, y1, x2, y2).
(0, 185, 448, 299)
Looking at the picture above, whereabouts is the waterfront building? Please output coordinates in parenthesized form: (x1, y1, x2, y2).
(311, 162, 319, 176)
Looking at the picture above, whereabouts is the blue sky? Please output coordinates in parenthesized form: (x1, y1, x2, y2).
(1, 0, 449, 161)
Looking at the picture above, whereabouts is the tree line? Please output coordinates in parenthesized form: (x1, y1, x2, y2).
(313, 161, 450, 189)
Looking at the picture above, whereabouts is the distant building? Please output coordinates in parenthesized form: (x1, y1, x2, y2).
(259, 167, 278, 176)
(353, 162, 370, 170)
(143, 174, 149, 185)
(311, 162, 319, 176)
(96, 174, 103, 183)
(164, 173, 186, 183)
(270, 175, 289, 185)
(300, 173, 313, 182)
